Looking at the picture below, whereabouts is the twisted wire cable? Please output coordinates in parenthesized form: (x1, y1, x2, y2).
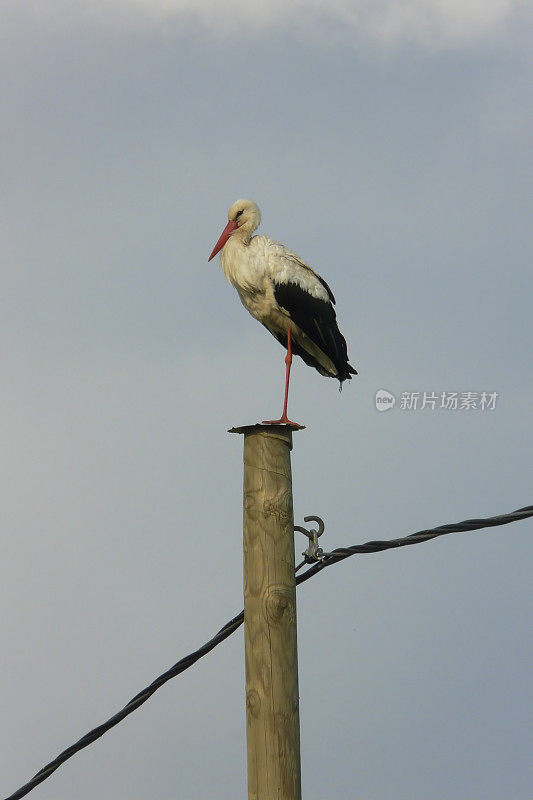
(4, 504, 532, 800)
(295, 504, 533, 586)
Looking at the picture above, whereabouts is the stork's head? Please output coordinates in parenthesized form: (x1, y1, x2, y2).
(208, 199, 261, 261)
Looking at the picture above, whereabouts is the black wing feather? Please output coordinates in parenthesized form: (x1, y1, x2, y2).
(272, 280, 357, 382)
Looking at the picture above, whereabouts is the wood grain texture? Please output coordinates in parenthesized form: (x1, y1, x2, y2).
(240, 425, 301, 800)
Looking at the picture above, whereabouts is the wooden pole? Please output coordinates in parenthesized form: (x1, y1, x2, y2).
(230, 424, 302, 800)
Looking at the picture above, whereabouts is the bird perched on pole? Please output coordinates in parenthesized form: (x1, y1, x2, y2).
(208, 199, 357, 427)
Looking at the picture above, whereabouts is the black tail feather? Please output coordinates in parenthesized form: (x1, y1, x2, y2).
(270, 281, 357, 382)
(264, 324, 357, 383)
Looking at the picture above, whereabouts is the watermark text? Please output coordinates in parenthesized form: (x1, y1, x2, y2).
(375, 390, 498, 412)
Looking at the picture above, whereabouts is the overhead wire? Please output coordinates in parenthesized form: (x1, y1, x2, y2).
(295, 504, 533, 586)
(4, 503, 532, 800)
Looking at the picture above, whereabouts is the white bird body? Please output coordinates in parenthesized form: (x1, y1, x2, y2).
(219, 233, 340, 376)
(208, 199, 356, 425)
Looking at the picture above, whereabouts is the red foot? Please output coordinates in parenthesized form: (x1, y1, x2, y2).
(262, 415, 304, 429)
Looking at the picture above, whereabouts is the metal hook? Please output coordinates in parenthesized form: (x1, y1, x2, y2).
(294, 515, 326, 563)
(303, 515, 325, 537)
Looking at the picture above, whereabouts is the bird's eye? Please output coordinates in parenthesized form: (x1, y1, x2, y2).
(235, 209, 244, 219)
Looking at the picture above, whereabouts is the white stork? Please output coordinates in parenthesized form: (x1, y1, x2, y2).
(208, 199, 357, 427)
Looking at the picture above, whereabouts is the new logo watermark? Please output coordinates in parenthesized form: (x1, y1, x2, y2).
(375, 390, 498, 412)
(375, 389, 396, 411)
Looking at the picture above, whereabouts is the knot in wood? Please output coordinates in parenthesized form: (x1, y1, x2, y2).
(246, 688, 261, 717)
(262, 498, 293, 523)
(266, 589, 293, 623)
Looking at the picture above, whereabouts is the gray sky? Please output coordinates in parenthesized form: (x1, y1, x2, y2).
(2, 2, 532, 798)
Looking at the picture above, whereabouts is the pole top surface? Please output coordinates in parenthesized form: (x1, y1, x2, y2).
(229, 423, 305, 434)
(228, 423, 304, 448)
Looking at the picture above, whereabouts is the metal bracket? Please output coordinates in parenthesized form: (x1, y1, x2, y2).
(294, 515, 327, 563)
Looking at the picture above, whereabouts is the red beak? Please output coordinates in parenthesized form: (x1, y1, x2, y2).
(208, 219, 238, 262)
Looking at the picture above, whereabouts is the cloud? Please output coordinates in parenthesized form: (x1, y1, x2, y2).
(5, 0, 528, 50)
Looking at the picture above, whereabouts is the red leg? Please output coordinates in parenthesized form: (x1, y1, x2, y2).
(262, 327, 303, 428)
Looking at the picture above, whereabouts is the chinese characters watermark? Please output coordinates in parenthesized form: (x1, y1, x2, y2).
(375, 389, 498, 412)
